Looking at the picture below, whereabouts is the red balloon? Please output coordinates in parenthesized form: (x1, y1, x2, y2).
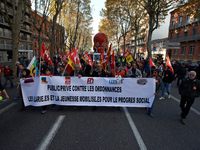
(93, 33, 108, 53)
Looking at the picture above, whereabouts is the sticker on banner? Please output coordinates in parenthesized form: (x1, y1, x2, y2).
(65, 77, 71, 85)
(137, 79, 147, 85)
(87, 78, 94, 84)
(41, 77, 48, 83)
(109, 78, 124, 84)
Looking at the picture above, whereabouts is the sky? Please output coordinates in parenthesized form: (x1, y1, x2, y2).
(90, 0, 170, 41)
(90, 0, 106, 36)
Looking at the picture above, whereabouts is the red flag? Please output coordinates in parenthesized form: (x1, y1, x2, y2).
(88, 55, 93, 67)
(68, 48, 76, 69)
(149, 57, 156, 68)
(103, 43, 112, 70)
(82, 52, 89, 62)
(166, 55, 174, 74)
(111, 50, 115, 77)
(41, 44, 53, 66)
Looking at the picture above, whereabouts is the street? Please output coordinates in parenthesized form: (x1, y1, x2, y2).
(0, 80, 200, 150)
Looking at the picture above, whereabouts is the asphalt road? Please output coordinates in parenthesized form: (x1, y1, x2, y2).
(0, 80, 200, 150)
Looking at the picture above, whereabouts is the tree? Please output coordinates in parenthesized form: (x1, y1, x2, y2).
(44, 0, 66, 60)
(139, 0, 177, 58)
(124, 0, 147, 59)
(62, 0, 93, 52)
(0, 0, 28, 77)
(99, 17, 121, 55)
(102, 0, 132, 53)
(32, 0, 51, 57)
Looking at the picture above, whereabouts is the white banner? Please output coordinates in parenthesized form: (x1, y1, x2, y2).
(20, 77, 155, 107)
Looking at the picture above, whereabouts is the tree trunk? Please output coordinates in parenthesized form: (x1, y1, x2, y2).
(50, 18, 56, 60)
(123, 35, 126, 53)
(147, 14, 154, 59)
(133, 35, 137, 59)
(11, 31, 20, 78)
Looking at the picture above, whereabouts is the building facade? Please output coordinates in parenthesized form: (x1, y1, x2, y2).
(0, 0, 33, 66)
(168, 2, 200, 63)
(151, 38, 168, 60)
(32, 11, 66, 58)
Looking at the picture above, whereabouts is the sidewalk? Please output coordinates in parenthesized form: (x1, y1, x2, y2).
(0, 76, 19, 88)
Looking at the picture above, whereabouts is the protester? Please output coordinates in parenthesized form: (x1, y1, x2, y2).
(0, 65, 3, 83)
(54, 61, 61, 75)
(111, 62, 125, 78)
(85, 61, 92, 76)
(3, 65, 13, 89)
(0, 80, 9, 100)
(124, 63, 132, 77)
(92, 63, 107, 77)
(157, 62, 163, 77)
(127, 63, 142, 78)
(177, 63, 187, 87)
(14, 64, 24, 99)
(41, 67, 54, 114)
(71, 64, 85, 77)
(147, 69, 161, 117)
(58, 65, 70, 76)
(40, 60, 47, 74)
(91, 63, 107, 111)
(18, 69, 32, 111)
(179, 71, 200, 124)
(70, 64, 85, 110)
(16, 61, 20, 77)
(159, 66, 174, 100)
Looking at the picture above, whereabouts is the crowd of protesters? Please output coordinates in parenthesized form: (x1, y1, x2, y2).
(1, 55, 200, 125)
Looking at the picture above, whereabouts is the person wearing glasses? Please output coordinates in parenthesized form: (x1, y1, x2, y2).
(179, 71, 200, 124)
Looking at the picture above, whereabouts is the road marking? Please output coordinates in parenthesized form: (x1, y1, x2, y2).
(165, 93, 200, 116)
(36, 115, 65, 150)
(123, 107, 147, 150)
(0, 102, 17, 115)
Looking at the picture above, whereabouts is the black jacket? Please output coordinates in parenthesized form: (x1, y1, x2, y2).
(177, 66, 187, 78)
(92, 69, 107, 77)
(162, 70, 174, 83)
(70, 69, 85, 77)
(179, 78, 200, 98)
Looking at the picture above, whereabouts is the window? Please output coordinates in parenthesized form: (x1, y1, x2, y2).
(172, 18, 175, 26)
(33, 29, 35, 35)
(174, 49, 177, 55)
(177, 29, 180, 39)
(186, 15, 190, 23)
(193, 25, 197, 36)
(0, 27, 4, 36)
(179, 16, 182, 25)
(181, 46, 186, 55)
(189, 45, 194, 55)
(184, 28, 188, 37)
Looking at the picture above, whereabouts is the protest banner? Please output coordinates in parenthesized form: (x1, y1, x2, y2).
(20, 77, 155, 107)
(123, 50, 133, 63)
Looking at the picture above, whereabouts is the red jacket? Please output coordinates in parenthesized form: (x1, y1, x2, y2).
(4, 68, 13, 77)
(115, 70, 125, 78)
(0, 65, 3, 75)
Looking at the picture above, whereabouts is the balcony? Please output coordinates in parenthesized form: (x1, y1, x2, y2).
(169, 34, 200, 42)
(0, 44, 12, 50)
(169, 18, 200, 30)
(20, 26, 32, 33)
